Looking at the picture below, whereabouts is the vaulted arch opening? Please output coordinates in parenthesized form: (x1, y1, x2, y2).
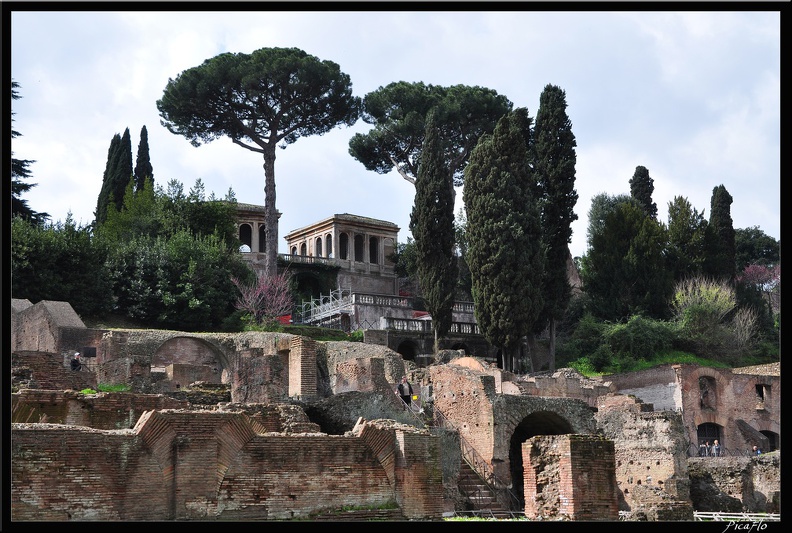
(509, 411, 574, 509)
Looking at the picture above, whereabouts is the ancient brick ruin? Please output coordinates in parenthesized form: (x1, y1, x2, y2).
(10, 298, 780, 521)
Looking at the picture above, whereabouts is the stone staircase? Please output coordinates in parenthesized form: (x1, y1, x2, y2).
(457, 460, 515, 518)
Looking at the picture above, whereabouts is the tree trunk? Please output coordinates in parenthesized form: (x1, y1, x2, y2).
(262, 149, 278, 278)
(549, 318, 556, 372)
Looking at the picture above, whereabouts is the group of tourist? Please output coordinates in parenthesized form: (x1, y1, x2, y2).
(698, 440, 764, 457)
(698, 439, 723, 457)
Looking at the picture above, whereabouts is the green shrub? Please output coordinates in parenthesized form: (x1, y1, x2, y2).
(97, 383, 131, 393)
(604, 315, 676, 360)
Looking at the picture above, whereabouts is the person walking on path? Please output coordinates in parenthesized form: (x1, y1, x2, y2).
(70, 352, 82, 371)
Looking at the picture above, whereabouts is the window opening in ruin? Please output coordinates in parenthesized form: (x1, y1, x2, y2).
(756, 384, 769, 403)
(326, 234, 332, 258)
(354, 234, 364, 262)
(696, 423, 721, 449)
(258, 224, 266, 252)
(239, 224, 252, 249)
(760, 430, 778, 452)
(369, 236, 379, 264)
(315, 237, 322, 257)
(699, 376, 716, 409)
(339, 233, 349, 260)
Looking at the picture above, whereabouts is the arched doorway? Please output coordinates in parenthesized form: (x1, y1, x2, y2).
(509, 411, 574, 509)
(396, 340, 420, 362)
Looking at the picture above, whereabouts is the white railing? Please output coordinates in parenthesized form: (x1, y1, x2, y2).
(693, 512, 780, 522)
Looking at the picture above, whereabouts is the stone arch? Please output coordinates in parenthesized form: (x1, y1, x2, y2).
(300, 242, 307, 256)
(369, 236, 379, 264)
(354, 234, 364, 262)
(325, 234, 333, 258)
(258, 224, 266, 252)
(508, 410, 574, 509)
(315, 237, 322, 257)
(152, 336, 229, 387)
(396, 340, 420, 361)
(239, 223, 252, 250)
(339, 232, 349, 260)
(450, 342, 468, 353)
(696, 422, 722, 452)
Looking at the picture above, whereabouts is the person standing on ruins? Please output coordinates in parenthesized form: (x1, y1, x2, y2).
(396, 376, 413, 408)
(711, 439, 722, 457)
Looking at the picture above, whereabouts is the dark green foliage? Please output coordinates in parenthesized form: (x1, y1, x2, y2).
(11, 215, 113, 316)
(10, 80, 48, 224)
(581, 199, 673, 321)
(735, 226, 779, 270)
(134, 125, 153, 191)
(629, 165, 658, 219)
(454, 208, 473, 301)
(410, 110, 458, 347)
(532, 85, 578, 370)
(463, 111, 544, 368)
(586, 193, 637, 245)
(106, 231, 253, 331)
(391, 238, 419, 281)
(349, 81, 513, 187)
(95, 128, 133, 225)
(555, 312, 606, 365)
(603, 315, 676, 360)
(666, 195, 708, 281)
(704, 184, 736, 282)
(157, 47, 361, 277)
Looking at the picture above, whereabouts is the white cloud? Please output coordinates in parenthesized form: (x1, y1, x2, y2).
(10, 9, 780, 260)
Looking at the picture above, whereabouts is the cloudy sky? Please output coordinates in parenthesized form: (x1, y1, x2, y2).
(9, 8, 780, 258)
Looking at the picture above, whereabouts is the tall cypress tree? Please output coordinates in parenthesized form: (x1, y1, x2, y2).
(95, 128, 133, 225)
(113, 128, 134, 207)
(134, 125, 153, 191)
(410, 110, 458, 352)
(531, 85, 578, 371)
(705, 184, 737, 282)
(629, 165, 658, 219)
(95, 133, 122, 225)
(463, 110, 544, 372)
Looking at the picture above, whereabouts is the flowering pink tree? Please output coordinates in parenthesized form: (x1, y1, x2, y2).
(231, 272, 294, 328)
(737, 263, 781, 314)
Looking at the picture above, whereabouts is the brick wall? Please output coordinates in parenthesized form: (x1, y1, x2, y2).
(11, 389, 188, 429)
(289, 336, 317, 400)
(596, 393, 691, 510)
(523, 434, 619, 521)
(11, 411, 444, 521)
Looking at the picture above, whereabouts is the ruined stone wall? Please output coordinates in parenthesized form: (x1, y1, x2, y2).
(523, 434, 619, 521)
(429, 363, 497, 467)
(595, 394, 691, 511)
(289, 336, 317, 400)
(11, 351, 97, 392)
(688, 452, 780, 514)
(230, 348, 289, 404)
(334, 357, 387, 394)
(750, 451, 781, 513)
(14, 303, 61, 353)
(513, 368, 616, 408)
(676, 365, 781, 455)
(601, 365, 681, 411)
(11, 411, 444, 521)
(11, 390, 188, 429)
